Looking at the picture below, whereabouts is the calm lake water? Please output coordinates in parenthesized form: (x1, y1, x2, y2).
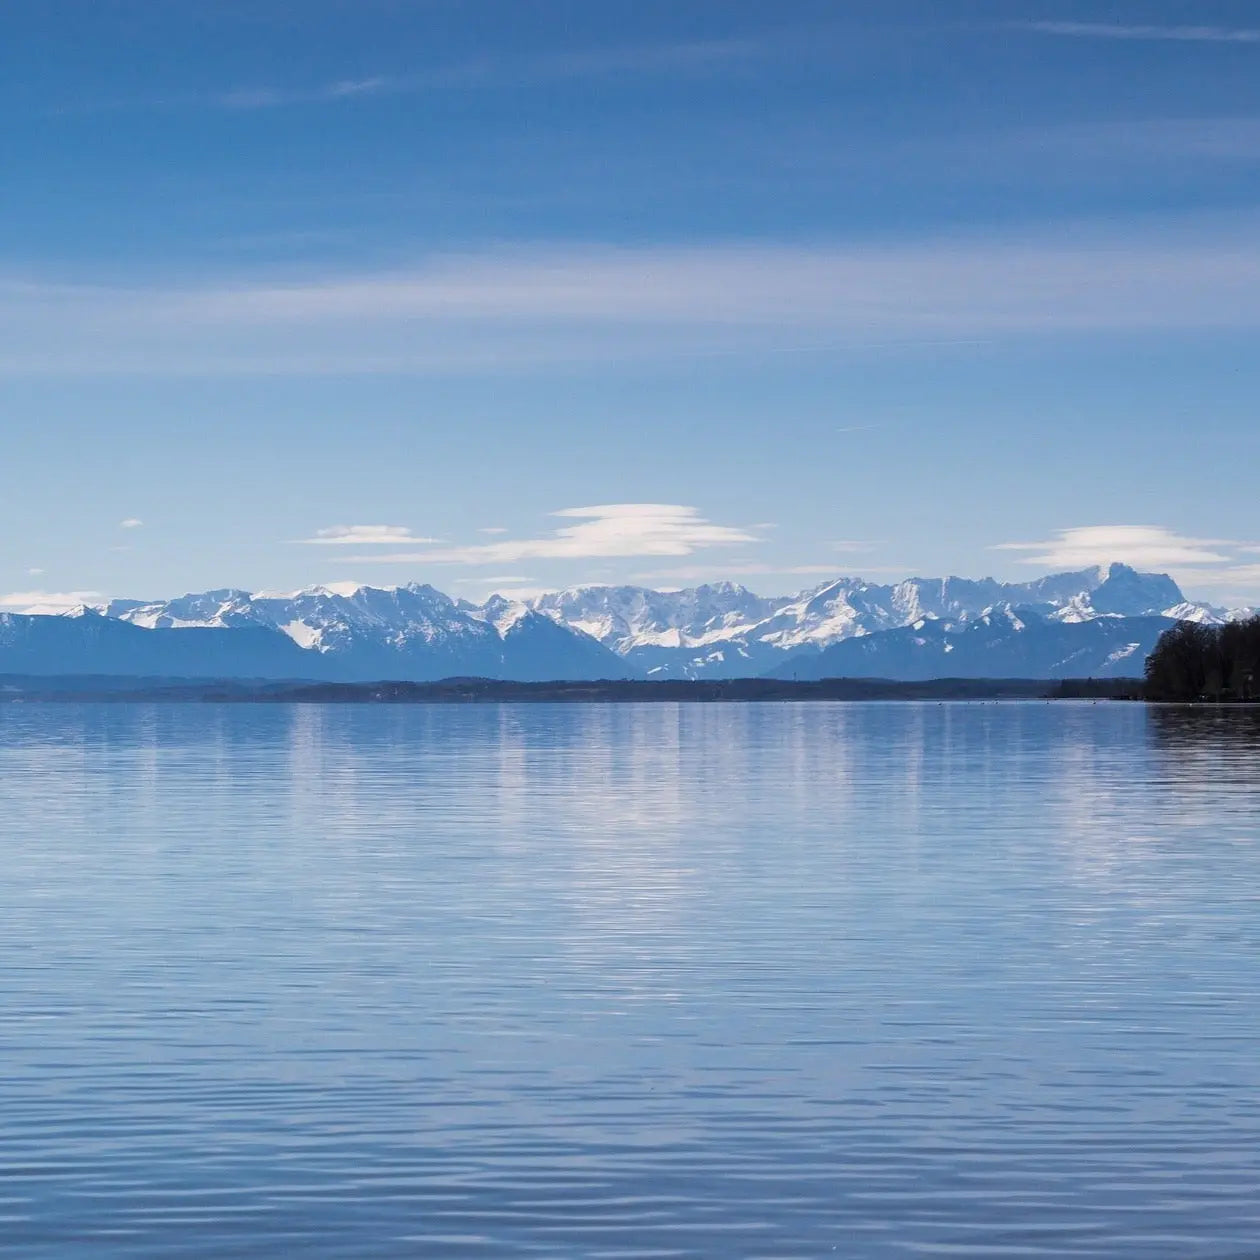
(1, 702, 1259, 1258)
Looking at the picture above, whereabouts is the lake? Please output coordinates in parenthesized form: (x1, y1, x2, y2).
(1, 701, 1259, 1257)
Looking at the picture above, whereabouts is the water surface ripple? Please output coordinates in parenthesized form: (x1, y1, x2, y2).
(1, 702, 1258, 1256)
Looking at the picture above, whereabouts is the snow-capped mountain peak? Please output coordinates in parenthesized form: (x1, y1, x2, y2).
(470, 594, 532, 634)
(513, 564, 1245, 678)
(94, 581, 632, 681)
(28, 563, 1247, 684)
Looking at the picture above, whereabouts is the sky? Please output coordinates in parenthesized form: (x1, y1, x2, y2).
(3, 0, 1259, 610)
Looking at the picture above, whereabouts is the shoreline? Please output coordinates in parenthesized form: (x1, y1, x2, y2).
(1, 676, 1143, 703)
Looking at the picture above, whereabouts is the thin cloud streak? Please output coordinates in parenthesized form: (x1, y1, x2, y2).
(5, 221, 1260, 376)
(46, 32, 793, 118)
(218, 77, 392, 110)
(298, 525, 439, 546)
(222, 34, 777, 108)
(1023, 21, 1260, 44)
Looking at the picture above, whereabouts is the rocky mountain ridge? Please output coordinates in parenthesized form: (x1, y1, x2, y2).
(520, 564, 1242, 678)
(0, 564, 1246, 682)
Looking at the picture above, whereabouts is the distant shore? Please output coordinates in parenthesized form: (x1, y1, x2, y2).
(1, 676, 1144, 703)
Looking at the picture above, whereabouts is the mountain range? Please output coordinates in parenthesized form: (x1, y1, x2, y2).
(0, 564, 1250, 683)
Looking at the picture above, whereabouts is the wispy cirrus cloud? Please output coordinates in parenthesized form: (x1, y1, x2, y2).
(298, 525, 439, 546)
(218, 77, 392, 110)
(339, 504, 757, 565)
(1022, 21, 1260, 44)
(119, 517, 143, 529)
(52, 33, 788, 117)
(5, 219, 1260, 376)
(44, 76, 402, 119)
(223, 35, 779, 108)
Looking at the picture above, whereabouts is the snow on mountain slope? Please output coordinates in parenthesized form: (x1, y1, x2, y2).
(529, 582, 785, 651)
(521, 563, 1236, 678)
(105, 583, 632, 681)
(64, 564, 1248, 683)
(498, 610, 633, 682)
(467, 594, 533, 636)
(765, 610, 1175, 682)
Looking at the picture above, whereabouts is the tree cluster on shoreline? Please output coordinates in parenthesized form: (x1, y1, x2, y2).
(1144, 616, 1260, 702)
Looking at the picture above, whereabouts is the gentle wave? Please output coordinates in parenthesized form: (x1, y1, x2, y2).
(1, 702, 1259, 1257)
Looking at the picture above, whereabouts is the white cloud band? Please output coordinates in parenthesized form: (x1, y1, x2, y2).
(339, 503, 757, 565)
(299, 525, 439, 546)
(1024, 22, 1260, 43)
(5, 221, 1260, 375)
(993, 526, 1237, 569)
(0, 591, 101, 614)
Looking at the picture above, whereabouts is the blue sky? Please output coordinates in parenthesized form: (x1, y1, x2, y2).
(3, 0, 1260, 609)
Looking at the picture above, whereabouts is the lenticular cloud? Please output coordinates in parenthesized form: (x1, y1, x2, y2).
(994, 525, 1236, 569)
(341, 503, 758, 565)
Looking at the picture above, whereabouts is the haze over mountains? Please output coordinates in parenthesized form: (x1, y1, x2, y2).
(0, 565, 1249, 683)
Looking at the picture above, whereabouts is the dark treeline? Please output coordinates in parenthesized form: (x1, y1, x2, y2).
(4, 675, 1100, 703)
(1144, 616, 1260, 702)
(1047, 677, 1143, 700)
